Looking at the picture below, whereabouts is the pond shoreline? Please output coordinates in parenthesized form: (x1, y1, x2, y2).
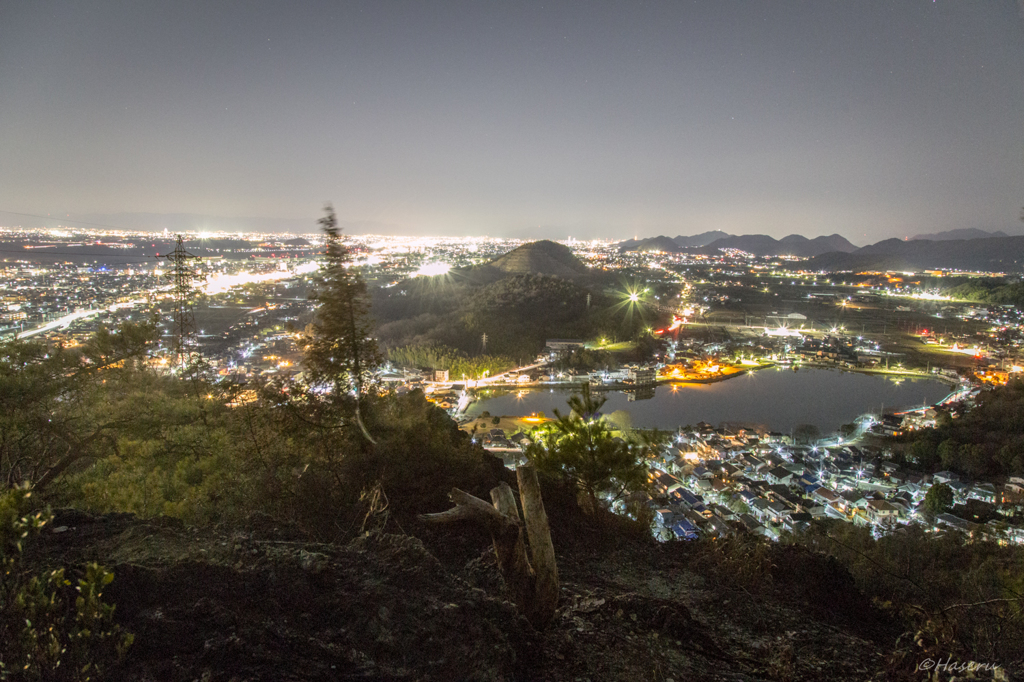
(461, 366, 956, 434)
(462, 360, 960, 398)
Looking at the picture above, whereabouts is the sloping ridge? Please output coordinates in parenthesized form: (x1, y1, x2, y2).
(619, 236, 682, 253)
(488, 240, 590, 277)
(621, 232, 856, 256)
(700, 233, 857, 257)
(674, 230, 732, 248)
(910, 228, 1011, 241)
(806, 236, 1024, 272)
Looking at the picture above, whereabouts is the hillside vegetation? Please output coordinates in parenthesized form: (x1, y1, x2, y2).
(899, 379, 1024, 478)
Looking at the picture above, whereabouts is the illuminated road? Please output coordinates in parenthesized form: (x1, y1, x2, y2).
(16, 299, 145, 339)
(445, 358, 556, 415)
(474, 359, 553, 386)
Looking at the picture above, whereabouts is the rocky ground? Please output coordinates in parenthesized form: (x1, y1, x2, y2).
(22, 506, 1013, 682)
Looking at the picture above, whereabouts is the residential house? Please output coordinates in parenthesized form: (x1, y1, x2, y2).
(710, 503, 737, 521)
(948, 480, 970, 502)
(935, 513, 971, 533)
(766, 500, 789, 524)
(796, 474, 820, 494)
(738, 513, 768, 536)
(655, 509, 676, 527)
(968, 483, 997, 504)
(783, 512, 813, 533)
(690, 466, 714, 480)
(766, 466, 797, 486)
(838, 490, 868, 513)
(650, 472, 679, 496)
(866, 499, 900, 526)
(748, 497, 772, 524)
(671, 518, 699, 540)
(705, 515, 733, 538)
(812, 486, 841, 507)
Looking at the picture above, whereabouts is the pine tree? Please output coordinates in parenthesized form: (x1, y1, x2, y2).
(526, 384, 653, 513)
(302, 205, 382, 398)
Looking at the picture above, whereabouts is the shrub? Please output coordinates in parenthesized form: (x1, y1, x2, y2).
(0, 487, 133, 681)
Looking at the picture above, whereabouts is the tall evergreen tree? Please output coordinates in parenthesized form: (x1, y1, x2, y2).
(302, 205, 382, 398)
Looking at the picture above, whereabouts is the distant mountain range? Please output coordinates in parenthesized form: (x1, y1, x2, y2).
(806, 236, 1024, 273)
(616, 228, 1024, 272)
(909, 228, 1017, 241)
(619, 233, 858, 258)
(673, 231, 733, 247)
(617, 236, 685, 253)
(618, 231, 730, 251)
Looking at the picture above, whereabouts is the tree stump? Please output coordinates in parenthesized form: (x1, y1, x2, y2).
(419, 464, 558, 629)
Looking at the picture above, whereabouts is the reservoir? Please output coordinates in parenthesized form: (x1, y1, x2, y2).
(464, 367, 954, 434)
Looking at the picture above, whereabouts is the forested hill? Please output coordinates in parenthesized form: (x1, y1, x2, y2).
(474, 239, 591, 279)
(371, 240, 654, 359)
(372, 271, 648, 360)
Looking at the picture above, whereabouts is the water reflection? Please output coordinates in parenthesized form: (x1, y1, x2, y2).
(465, 368, 952, 434)
(626, 386, 656, 402)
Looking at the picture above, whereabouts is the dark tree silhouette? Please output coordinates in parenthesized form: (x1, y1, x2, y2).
(923, 481, 954, 516)
(302, 205, 382, 398)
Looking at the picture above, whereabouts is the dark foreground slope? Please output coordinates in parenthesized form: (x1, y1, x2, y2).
(23, 500, 913, 682)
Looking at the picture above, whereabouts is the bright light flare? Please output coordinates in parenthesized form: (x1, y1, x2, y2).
(204, 264, 313, 295)
(764, 326, 803, 338)
(414, 262, 451, 277)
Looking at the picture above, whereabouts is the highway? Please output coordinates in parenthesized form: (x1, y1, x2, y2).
(16, 298, 146, 339)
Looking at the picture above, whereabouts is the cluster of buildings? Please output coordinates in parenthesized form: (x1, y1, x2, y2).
(0, 260, 161, 341)
(640, 423, 1023, 544)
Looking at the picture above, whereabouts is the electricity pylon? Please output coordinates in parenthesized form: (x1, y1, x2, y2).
(157, 235, 203, 371)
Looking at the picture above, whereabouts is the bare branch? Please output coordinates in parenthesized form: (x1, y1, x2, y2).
(420, 487, 518, 536)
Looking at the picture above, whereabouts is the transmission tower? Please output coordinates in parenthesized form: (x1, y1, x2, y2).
(157, 235, 203, 370)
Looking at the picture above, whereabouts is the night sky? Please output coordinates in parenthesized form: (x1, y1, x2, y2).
(2, 1, 1023, 242)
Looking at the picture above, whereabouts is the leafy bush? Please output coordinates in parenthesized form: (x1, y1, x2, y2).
(0, 487, 132, 681)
